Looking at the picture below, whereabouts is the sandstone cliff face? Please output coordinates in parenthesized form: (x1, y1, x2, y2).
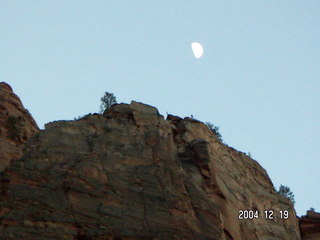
(0, 97, 301, 240)
(299, 211, 320, 240)
(0, 82, 39, 171)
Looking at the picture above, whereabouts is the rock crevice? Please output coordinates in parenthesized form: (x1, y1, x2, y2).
(0, 83, 305, 239)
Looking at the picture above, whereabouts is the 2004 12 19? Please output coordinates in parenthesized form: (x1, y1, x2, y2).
(238, 209, 289, 220)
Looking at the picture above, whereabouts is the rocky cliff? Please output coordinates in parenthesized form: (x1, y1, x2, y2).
(299, 211, 320, 240)
(0, 83, 304, 239)
(0, 82, 39, 171)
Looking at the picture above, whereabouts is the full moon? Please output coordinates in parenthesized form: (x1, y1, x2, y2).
(191, 42, 204, 59)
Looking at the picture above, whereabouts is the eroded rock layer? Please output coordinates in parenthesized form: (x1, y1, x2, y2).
(0, 82, 39, 171)
(300, 211, 320, 240)
(0, 100, 301, 240)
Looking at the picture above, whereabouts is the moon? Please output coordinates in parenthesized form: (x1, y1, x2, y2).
(191, 42, 204, 59)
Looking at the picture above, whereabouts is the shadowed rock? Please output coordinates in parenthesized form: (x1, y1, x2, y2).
(0, 82, 39, 171)
(299, 211, 320, 240)
(0, 87, 303, 239)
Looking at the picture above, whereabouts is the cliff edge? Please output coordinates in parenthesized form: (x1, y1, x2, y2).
(0, 83, 302, 239)
(299, 211, 320, 240)
(0, 82, 39, 171)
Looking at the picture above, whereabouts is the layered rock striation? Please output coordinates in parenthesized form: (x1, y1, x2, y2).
(0, 83, 302, 239)
(299, 211, 320, 240)
(0, 82, 39, 171)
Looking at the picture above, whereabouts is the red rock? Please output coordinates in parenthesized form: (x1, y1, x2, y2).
(300, 211, 320, 240)
(0, 82, 39, 171)
(0, 82, 13, 92)
(0, 85, 312, 239)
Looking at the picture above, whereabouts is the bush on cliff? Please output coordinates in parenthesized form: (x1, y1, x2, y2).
(205, 122, 222, 141)
(100, 92, 117, 113)
(277, 185, 295, 206)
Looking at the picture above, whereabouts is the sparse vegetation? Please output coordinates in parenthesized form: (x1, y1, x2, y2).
(100, 92, 117, 113)
(86, 133, 98, 152)
(277, 185, 295, 206)
(205, 122, 222, 141)
(7, 115, 22, 141)
(74, 113, 92, 121)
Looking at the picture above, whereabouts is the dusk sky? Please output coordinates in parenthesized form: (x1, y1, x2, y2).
(1, 1, 319, 216)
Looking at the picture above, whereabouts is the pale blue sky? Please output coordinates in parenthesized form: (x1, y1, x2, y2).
(1, 1, 319, 216)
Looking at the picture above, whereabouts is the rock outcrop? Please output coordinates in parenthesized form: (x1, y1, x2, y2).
(0, 82, 39, 171)
(0, 102, 300, 239)
(0, 83, 303, 239)
(300, 211, 320, 240)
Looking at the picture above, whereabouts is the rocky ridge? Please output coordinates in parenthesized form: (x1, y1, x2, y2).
(0, 82, 305, 239)
(299, 211, 320, 240)
(0, 82, 39, 171)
